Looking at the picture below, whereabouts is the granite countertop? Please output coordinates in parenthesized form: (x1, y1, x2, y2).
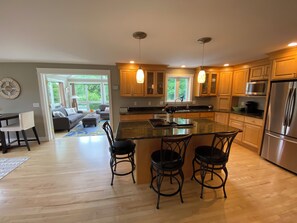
(115, 118, 240, 141)
(119, 106, 264, 119)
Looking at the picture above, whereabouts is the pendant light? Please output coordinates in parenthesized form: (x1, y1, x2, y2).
(133, 31, 147, 84)
(197, 37, 212, 84)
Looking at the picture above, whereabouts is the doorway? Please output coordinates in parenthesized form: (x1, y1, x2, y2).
(37, 68, 112, 141)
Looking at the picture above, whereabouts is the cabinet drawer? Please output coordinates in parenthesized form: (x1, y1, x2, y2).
(120, 114, 153, 121)
(229, 114, 245, 122)
(228, 119, 243, 141)
(199, 112, 215, 118)
(186, 112, 200, 118)
(244, 116, 263, 126)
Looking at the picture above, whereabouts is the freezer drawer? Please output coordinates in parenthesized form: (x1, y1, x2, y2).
(261, 131, 297, 174)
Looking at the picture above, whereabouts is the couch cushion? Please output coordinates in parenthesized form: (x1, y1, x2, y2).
(65, 108, 77, 116)
(53, 111, 66, 117)
(52, 107, 68, 117)
(68, 113, 84, 124)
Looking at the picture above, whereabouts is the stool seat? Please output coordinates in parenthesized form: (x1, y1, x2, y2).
(195, 146, 228, 165)
(151, 150, 182, 171)
(102, 121, 136, 186)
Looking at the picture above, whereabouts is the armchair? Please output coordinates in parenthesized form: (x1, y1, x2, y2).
(96, 104, 110, 120)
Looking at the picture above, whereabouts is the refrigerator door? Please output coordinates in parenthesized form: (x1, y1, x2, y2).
(266, 81, 292, 135)
(285, 82, 297, 138)
(261, 131, 297, 174)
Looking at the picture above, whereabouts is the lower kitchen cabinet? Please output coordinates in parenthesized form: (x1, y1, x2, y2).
(120, 114, 153, 121)
(215, 112, 229, 125)
(229, 114, 244, 142)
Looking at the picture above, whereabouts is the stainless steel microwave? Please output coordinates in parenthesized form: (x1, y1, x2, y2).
(246, 81, 267, 96)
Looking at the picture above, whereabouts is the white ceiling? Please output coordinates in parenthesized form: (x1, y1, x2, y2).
(1, 0, 297, 68)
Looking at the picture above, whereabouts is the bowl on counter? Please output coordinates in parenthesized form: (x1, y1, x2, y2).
(232, 106, 244, 112)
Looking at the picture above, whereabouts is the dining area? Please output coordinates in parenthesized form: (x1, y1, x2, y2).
(0, 111, 40, 153)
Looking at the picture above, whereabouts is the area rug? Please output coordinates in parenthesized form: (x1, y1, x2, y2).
(64, 121, 108, 137)
(0, 157, 29, 180)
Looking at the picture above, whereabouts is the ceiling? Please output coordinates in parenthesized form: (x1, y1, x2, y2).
(1, 0, 297, 68)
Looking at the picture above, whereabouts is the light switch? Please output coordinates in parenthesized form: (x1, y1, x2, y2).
(33, 103, 40, 108)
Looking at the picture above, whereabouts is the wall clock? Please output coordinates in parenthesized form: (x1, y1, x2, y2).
(0, 77, 21, 99)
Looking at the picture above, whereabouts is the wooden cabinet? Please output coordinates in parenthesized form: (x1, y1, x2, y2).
(120, 69, 144, 96)
(218, 71, 233, 96)
(120, 114, 153, 121)
(196, 72, 218, 96)
(145, 71, 165, 96)
(173, 112, 214, 120)
(229, 114, 244, 142)
(250, 65, 270, 80)
(242, 117, 264, 150)
(271, 56, 297, 80)
(215, 112, 229, 125)
(232, 69, 249, 96)
(117, 63, 167, 97)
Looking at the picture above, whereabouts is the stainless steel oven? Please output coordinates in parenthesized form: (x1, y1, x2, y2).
(246, 81, 267, 96)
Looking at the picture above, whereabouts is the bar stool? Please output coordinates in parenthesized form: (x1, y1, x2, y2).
(150, 134, 192, 209)
(191, 131, 238, 198)
(102, 121, 136, 186)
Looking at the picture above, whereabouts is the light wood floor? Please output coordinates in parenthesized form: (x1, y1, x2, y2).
(0, 136, 296, 223)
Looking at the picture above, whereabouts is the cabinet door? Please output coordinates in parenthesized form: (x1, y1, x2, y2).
(218, 71, 233, 96)
(200, 112, 215, 120)
(156, 71, 164, 95)
(229, 119, 243, 142)
(120, 70, 134, 96)
(145, 71, 154, 96)
(217, 96, 231, 110)
(200, 73, 210, 95)
(120, 114, 153, 121)
(250, 66, 264, 80)
(242, 123, 262, 148)
(232, 69, 249, 96)
(215, 112, 229, 125)
(272, 56, 297, 80)
(209, 73, 218, 95)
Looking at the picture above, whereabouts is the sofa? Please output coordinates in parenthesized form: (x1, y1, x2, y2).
(96, 104, 110, 120)
(52, 107, 85, 131)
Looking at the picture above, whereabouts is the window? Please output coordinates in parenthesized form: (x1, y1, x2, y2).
(166, 74, 193, 102)
(47, 81, 61, 107)
(74, 82, 109, 111)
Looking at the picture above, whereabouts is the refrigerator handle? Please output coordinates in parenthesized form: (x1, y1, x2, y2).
(266, 132, 297, 144)
(283, 87, 293, 126)
(287, 87, 296, 126)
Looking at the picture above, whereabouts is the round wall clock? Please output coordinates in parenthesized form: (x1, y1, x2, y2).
(0, 77, 21, 99)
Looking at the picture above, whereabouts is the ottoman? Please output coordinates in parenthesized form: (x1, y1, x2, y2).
(82, 113, 100, 127)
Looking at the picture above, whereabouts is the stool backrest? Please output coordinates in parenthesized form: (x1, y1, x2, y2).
(211, 131, 238, 162)
(102, 121, 114, 147)
(161, 134, 192, 165)
(19, 111, 35, 130)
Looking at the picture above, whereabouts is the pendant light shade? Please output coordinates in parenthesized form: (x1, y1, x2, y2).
(136, 67, 144, 83)
(197, 37, 212, 84)
(133, 31, 147, 84)
(198, 70, 206, 83)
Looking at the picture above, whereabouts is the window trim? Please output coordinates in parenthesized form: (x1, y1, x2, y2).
(165, 73, 193, 102)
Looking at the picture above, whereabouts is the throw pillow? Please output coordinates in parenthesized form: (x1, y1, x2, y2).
(53, 111, 66, 117)
(65, 108, 77, 116)
(105, 107, 110, 112)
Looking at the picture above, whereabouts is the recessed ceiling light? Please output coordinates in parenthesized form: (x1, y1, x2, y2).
(181, 65, 186, 68)
(224, 64, 229, 67)
(288, 42, 297, 47)
(130, 61, 135, 64)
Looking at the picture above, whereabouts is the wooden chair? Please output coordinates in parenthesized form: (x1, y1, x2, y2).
(0, 111, 40, 151)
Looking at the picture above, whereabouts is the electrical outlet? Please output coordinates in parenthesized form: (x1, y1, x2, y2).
(148, 101, 151, 106)
(160, 101, 164, 105)
(134, 101, 137, 106)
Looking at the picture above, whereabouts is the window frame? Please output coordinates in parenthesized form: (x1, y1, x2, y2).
(165, 73, 193, 102)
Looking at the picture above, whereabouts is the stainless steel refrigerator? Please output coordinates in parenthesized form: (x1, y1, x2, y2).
(261, 80, 297, 174)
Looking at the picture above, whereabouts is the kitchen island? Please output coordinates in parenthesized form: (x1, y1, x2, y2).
(115, 118, 240, 184)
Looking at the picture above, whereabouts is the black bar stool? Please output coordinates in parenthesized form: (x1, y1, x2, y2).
(102, 121, 136, 186)
(191, 131, 238, 198)
(150, 134, 192, 209)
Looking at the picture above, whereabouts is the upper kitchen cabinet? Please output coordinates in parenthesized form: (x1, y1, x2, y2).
(218, 70, 233, 96)
(119, 69, 144, 97)
(117, 63, 167, 97)
(195, 68, 219, 96)
(145, 71, 165, 96)
(250, 65, 270, 81)
(269, 48, 297, 80)
(232, 68, 249, 96)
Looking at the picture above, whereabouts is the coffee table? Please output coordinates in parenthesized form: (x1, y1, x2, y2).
(82, 113, 100, 127)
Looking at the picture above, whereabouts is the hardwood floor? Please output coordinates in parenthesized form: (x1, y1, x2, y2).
(0, 136, 296, 222)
